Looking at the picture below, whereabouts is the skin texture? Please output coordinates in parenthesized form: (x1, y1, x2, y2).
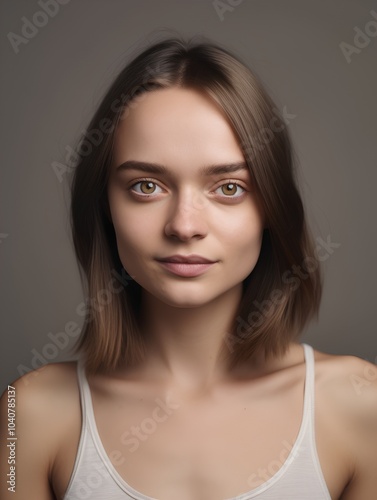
(107, 86, 265, 393)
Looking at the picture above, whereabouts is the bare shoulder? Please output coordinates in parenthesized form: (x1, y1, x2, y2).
(0, 362, 80, 499)
(312, 347, 377, 415)
(312, 347, 377, 499)
(13, 360, 79, 392)
(1, 361, 80, 416)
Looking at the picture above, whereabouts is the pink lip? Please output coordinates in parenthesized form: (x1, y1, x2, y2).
(156, 254, 217, 264)
(155, 255, 218, 277)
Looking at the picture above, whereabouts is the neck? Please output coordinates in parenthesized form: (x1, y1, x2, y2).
(137, 283, 244, 393)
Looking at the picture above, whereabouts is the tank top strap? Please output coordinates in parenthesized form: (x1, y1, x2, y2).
(76, 357, 107, 444)
(300, 342, 316, 439)
(301, 342, 315, 400)
(62, 358, 92, 499)
(292, 342, 314, 442)
(76, 357, 90, 425)
(77, 358, 87, 416)
(300, 342, 331, 498)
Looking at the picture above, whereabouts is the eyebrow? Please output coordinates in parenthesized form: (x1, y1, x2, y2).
(115, 160, 248, 176)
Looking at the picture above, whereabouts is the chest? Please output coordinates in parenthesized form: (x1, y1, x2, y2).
(52, 372, 350, 500)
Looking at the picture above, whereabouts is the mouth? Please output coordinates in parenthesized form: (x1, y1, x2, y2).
(155, 255, 218, 277)
(156, 254, 217, 264)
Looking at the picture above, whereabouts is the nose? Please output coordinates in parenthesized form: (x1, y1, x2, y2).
(164, 188, 208, 241)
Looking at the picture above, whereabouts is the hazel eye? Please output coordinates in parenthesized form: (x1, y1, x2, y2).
(216, 182, 245, 197)
(131, 181, 163, 195)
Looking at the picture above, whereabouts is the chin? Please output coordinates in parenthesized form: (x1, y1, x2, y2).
(139, 275, 240, 309)
(144, 284, 217, 308)
(166, 284, 240, 308)
(157, 293, 212, 309)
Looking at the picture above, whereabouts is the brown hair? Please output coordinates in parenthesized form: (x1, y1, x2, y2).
(69, 33, 322, 374)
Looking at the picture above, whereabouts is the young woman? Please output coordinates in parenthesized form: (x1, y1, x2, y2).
(1, 35, 376, 500)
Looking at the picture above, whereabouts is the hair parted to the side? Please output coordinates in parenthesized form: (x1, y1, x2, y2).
(68, 32, 322, 375)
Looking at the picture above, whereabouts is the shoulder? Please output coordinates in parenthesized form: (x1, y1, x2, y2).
(312, 348, 377, 415)
(0, 362, 80, 499)
(1, 360, 80, 408)
(312, 348, 377, 498)
(1, 360, 80, 445)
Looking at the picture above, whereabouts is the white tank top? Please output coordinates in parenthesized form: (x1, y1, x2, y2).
(63, 342, 332, 499)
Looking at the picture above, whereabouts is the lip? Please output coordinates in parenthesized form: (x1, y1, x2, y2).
(155, 255, 218, 277)
(156, 254, 217, 264)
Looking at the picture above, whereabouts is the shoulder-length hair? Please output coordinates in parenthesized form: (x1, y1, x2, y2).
(69, 33, 322, 374)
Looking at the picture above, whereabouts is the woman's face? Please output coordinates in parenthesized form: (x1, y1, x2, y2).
(107, 86, 264, 308)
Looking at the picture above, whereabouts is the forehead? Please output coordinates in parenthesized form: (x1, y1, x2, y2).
(112, 87, 244, 167)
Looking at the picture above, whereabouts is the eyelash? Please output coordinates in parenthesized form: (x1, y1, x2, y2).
(128, 178, 247, 199)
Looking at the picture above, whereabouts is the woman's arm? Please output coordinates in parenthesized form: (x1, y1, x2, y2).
(0, 368, 57, 499)
(339, 357, 377, 499)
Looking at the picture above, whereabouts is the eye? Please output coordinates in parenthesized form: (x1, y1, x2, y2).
(215, 182, 245, 198)
(130, 180, 163, 196)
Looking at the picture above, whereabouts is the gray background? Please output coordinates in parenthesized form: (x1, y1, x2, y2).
(1, 0, 376, 393)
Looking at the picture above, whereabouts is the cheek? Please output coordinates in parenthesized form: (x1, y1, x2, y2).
(108, 190, 157, 256)
(218, 202, 263, 244)
(233, 228, 263, 262)
(219, 210, 263, 265)
(113, 213, 155, 256)
(111, 218, 152, 276)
